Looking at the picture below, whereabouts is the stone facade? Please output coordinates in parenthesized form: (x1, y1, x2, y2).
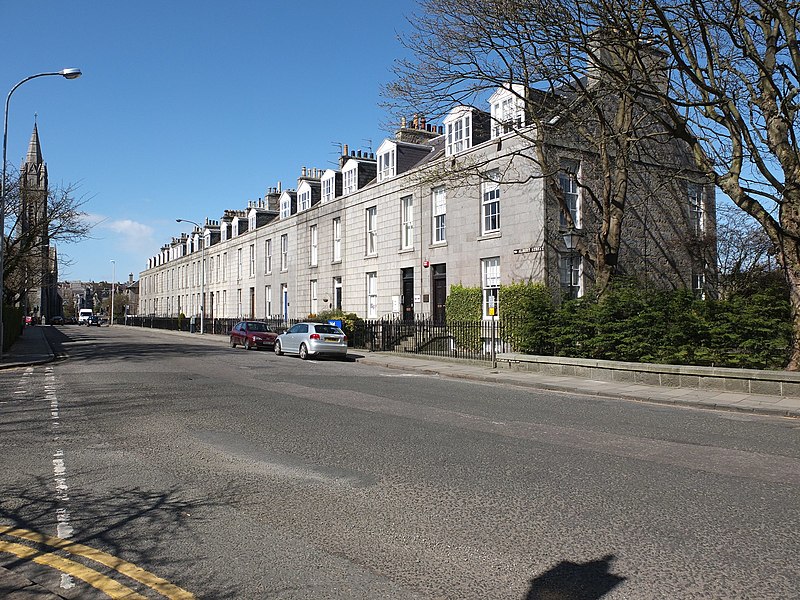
(138, 86, 715, 321)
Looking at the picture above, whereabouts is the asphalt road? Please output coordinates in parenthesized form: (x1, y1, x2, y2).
(1, 325, 799, 599)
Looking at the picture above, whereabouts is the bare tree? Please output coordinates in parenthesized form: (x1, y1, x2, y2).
(596, 0, 800, 367)
(385, 0, 705, 295)
(715, 202, 777, 297)
(2, 175, 91, 306)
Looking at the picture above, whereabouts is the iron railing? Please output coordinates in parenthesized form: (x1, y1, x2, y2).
(122, 315, 516, 361)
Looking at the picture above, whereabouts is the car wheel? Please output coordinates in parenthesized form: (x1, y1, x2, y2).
(299, 343, 308, 360)
(244, 339, 252, 351)
(230, 337, 236, 348)
(274, 341, 283, 356)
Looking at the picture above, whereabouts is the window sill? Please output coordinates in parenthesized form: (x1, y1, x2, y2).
(331, 260, 342, 265)
(429, 241, 447, 249)
(478, 232, 502, 241)
(364, 253, 378, 259)
(397, 248, 415, 254)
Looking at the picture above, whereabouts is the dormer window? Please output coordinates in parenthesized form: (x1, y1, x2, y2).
(280, 195, 291, 219)
(343, 161, 358, 195)
(443, 108, 472, 156)
(489, 85, 526, 138)
(249, 212, 257, 230)
(321, 171, 335, 203)
(298, 190, 311, 211)
(378, 146, 396, 181)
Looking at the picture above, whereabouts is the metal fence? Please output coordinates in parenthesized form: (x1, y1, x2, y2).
(122, 315, 516, 361)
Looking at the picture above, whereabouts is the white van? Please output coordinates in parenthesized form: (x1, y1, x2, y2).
(78, 308, 93, 325)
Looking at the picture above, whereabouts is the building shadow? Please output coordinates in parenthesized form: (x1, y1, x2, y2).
(525, 554, 625, 600)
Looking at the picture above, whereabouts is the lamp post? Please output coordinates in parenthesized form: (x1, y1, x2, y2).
(1, 68, 82, 359)
(176, 218, 205, 334)
(110, 259, 115, 326)
(562, 229, 582, 299)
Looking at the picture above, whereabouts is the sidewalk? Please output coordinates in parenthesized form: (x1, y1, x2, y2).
(356, 353, 800, 419)
(0, 325, 54, 370)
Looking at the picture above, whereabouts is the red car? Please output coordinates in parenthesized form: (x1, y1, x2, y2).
(229, 321, 278, 350)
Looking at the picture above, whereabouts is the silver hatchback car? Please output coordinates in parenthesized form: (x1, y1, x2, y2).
(274, 322, 348, 360)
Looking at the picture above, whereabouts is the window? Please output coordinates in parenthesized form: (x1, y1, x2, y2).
(482, 173, 501, 234)
(265, 285, 272, 316)
(559, 168, 581, 228)
(482, 258, 500, 318)
(265, 239, 272, 274)
(378, 148, 395, 181)
(222, 252, 227, 281)
(280, 195, 291, 219)
(249, 244, 255, 277)
(343, 165, 358, 194)
(366, 272, 378, 318)
(689, 183, 704, 234)
(298, 190, 311, 212)
(446, 114, 471, 155)
(321, 174, 334, 203)
(237, 248, 243, 281)
(209, 257, 214, 285)
(366, 207, 377, 255)
(491, 93, 524, 138)
(249, 212, 256, 231)
(280, 234, 288, 271)
(401, 195, 414, 249)
(332, 217, 342, 262)
(216, 254, 221, 282)
(310, 279, 318, 314)
(693, 271, 706, 299)
(432, 186, 446, 243)
(559, 253, 582, 298)
(237, 289, 242, 317)
(310, 225, 318, 266)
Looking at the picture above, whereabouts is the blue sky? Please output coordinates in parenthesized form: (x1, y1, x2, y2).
(1, 1, 416, 283)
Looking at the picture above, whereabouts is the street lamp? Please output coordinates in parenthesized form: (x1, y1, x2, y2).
(1, 68, 82, 358)
(562, 228, 582, 299)
(110, 259, 115, 326)
(176, 218, 206, 334)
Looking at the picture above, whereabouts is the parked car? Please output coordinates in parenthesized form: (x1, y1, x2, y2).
(229, 321, 279, 350)
(274, 322, 348, 360)
(87, 315, 101, 327)
(50, 316, 64, 325)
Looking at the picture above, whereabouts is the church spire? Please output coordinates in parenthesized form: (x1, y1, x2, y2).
(26, 122, 43, 165)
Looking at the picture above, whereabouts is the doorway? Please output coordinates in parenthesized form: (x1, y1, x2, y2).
(432, 263, 447, 323)
(401, 268, 414, 321)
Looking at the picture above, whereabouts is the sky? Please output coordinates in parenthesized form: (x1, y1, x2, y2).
(1, 0, 418, 284)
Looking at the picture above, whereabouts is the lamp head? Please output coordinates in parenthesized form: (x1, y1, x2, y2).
(60, 68, 82, 80)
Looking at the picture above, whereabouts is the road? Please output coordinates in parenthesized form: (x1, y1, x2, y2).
(1, 325, 799, 599)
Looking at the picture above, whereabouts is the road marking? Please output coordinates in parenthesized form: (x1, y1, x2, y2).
(0, 539, 147, 599)
(0, 527, 196, 599)
(45, 366, 75, 590)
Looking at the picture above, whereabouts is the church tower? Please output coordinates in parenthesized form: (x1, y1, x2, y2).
(19, 122, 60, 320)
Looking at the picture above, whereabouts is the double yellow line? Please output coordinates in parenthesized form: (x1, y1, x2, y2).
(0, 526, 195, 599)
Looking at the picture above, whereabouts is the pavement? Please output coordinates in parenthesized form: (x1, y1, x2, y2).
(1, 325, 799, 598)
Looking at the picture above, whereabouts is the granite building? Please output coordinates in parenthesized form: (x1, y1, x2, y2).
(138, 85, 715, 322)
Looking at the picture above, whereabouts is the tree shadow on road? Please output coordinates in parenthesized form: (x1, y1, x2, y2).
(524, 553, 626, 599)
(0, 476, 245, 598)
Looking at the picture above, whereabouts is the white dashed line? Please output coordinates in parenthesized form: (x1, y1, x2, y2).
(45, 367, 76, 590)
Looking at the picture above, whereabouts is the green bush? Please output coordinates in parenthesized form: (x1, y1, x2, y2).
(313, 309, 364, 344)
(445, 285, 483, 351)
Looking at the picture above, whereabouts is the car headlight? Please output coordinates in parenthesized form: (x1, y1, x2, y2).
(253, 336, 262, 342)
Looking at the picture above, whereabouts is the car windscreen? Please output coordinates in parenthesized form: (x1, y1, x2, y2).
(313, 325, 341, 335)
